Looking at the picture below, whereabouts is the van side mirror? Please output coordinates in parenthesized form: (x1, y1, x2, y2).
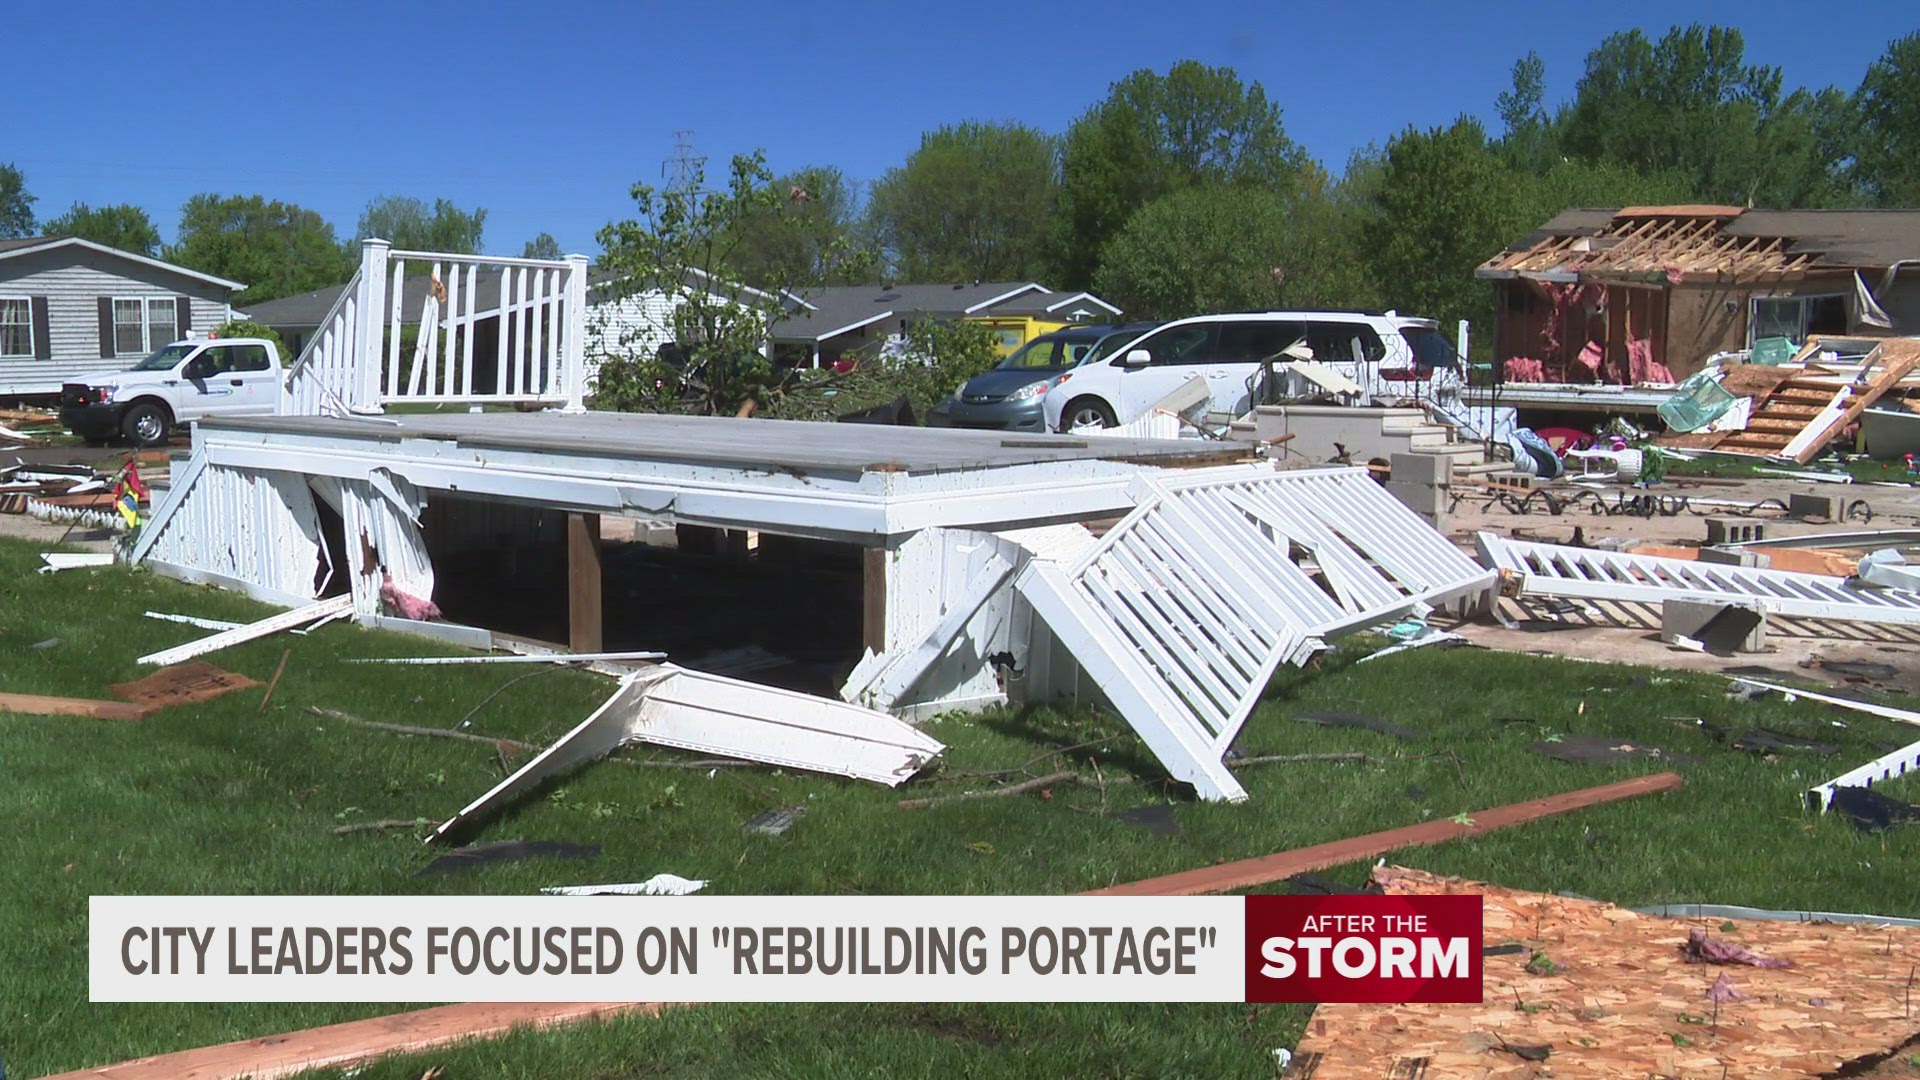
(1122, 348, 1151, 367)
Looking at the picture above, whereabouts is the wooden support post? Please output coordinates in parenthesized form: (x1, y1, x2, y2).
(568, 513, 602, 654)
(862, 545, 887, 655)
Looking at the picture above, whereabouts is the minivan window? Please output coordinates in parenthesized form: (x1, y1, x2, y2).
(1130, 324, 1213, 365)
(132, 343, 197, 371)
(1304, 322, 1386, 364)
(997, 334, 1101, 371)
(1217, 321, 1304, 362)
(1399, 327, 1458, 369)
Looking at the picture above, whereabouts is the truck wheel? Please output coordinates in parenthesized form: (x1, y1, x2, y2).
(1062, 397, 1117, 431)
(122, 402, 171, 447)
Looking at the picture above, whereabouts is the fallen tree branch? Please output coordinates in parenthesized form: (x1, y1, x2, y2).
(1230, 752, 1369, 768)
(333, 818, 428, 836)
(898, 771, 1078, 810)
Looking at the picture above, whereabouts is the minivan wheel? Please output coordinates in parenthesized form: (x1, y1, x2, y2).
(1062, 397, 1117, 431)
(122, 402, 171, 447)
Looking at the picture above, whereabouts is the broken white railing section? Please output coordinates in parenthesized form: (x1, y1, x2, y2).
(1014, 463, 1495, 802)
(432, 665, 944, 841)
(1810, 737, 1920, 812)
(1477, 532, 1920, 627)
(541, 874, 707, 896)
(348, 650, 667, 666)
(842, 552, 1016, 711)
(137, 595, 354, 666)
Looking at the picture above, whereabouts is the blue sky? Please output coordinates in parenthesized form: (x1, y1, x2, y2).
(2, 1, 1908, 258)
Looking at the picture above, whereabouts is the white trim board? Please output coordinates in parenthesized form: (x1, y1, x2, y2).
(1477, 532, 1920, 627)
(137, 595, 353, 665)
(432, 665, 945, 841)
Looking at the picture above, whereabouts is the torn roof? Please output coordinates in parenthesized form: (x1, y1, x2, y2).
(1479, 206, 1920, 283)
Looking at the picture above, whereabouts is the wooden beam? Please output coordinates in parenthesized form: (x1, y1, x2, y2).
(0, 693, 151, 722)
(862, 545, 888, 655)
(567, 512, 602, 654)
(40, 1002, 665, 1080)
(1791, 342, 1920, 463)
(1085, 772, 1683, 896)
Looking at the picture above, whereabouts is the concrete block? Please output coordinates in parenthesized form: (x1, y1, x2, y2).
(1704, 517, 1767, 545)
(1390, 452, 1452, 487)
(1661, 599, 1767, 655)
(1789, 491, 1845, 521)
(1698, 545, 1771, 569)
(1385, 480, 1447, 515)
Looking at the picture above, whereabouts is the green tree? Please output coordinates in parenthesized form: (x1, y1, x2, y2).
(355, 196, 487, 253)
(521, 232, 563, 260)
(866, 122, 1057, 282)
(1854, 32, 1920, 204)
(167, 194, 355, 303)
(595, 152, 806, 416)
(0, 163, 33, 238)
(726, 165, 874, 288)
(1495, 52, 1553, 172)
(1092, 186, 1352, 319)
(43, 203, 161, 255)
(1057, 60, 1311, 287)
(1559, 25, 1846, 206)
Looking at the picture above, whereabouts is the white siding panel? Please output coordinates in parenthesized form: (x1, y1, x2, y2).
(585, 290, 685, 384)
(0, 246, 237, 394)
(144, 464, 323, 599)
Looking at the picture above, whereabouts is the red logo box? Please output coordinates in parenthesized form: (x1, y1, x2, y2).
(1244, 894, 1482, 1003)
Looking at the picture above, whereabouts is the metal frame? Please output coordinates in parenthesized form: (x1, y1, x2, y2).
(1015, 464, 1496, 802)
(1477, 532, 1920, 627)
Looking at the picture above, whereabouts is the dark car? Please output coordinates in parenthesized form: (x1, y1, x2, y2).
(928, 323, 1158, 432)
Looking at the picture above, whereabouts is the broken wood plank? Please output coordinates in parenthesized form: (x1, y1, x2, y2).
(0, 693, 151, 722)
(1792, 341, 1920, 463)
(136, 595, 353, 667)
(39, 1001, 665, 1080)
(256, 650, 291, 715)
(110, 663, 261, 710)
(1084, 772, 1683, 896)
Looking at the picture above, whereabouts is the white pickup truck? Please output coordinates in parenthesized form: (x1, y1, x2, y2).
(57, 337, 284, 446)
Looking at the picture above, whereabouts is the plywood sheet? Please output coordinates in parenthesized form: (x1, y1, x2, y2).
(109, 663, 262, 710)
(1286, 866, 1920, 1078)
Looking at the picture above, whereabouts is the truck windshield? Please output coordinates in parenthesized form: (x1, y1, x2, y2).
(132, 344, 197, 371)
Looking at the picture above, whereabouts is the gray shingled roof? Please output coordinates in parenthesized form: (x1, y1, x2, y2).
(771, 282, 1053, 342)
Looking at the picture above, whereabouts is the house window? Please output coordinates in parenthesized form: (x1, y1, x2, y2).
(0, 297, 30, 357)
(112, 297, 180, 355)
(1751, 294, 1850, 346)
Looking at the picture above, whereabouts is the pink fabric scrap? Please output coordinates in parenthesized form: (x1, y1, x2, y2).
(380, 573, 441, 621)
(1706, 973, 1746, 1002)
(1682, 928, 1792, 969)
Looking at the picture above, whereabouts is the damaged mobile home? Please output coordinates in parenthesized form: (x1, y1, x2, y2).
(119, 244, 1497, 808)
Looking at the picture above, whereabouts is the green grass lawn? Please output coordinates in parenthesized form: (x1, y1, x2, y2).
(4, 534, 1920, 1077)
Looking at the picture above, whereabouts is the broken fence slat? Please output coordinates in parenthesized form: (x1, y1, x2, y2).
(0, 692, 151, 722)
(1085, 772, 1684, 896)
(1732, 678, 1920, 728)
(346, 650, 667, 666)
(143, 611, 245, 632)
(137, 595, 354, 666)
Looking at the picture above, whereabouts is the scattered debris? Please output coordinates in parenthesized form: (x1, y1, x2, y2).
(143, 611, 244, 632)
(1830, 786, 1920, 833)
(1530, 735, 1692, 765)
(347, 650, 668, 666)
(416, 840, 601, 876)
(1633, 902, 1920, 928)
(137, 595, 354, 666)
(334, 818, 430, 836)
(36, 552, 113, 574)
(1088, 773, 1682, 896)
(0, 693, 150, 722)
(257, 650, 292, 715)
(743, 806, 805, 837)
(431, 666, 943, 842)
(1809, 736, 1920, 811)
(542, 875, 707, 896)
(1681, 927, 1793, 968)
(1807, 659, 1900, 681)
(29, 637, 61, 650)
(109, 663, 261, 710)
(1295, 711, 1427, 741)
(1354, 629, 1477, 663)
(1726, 729, 1839, 756)
(1110, 804, 1180, 836)
(898, 771, 1076, 811)
(1729, 678, 1920, 728)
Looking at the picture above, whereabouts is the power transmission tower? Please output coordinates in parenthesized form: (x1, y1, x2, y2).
(661, 131, 706, 197)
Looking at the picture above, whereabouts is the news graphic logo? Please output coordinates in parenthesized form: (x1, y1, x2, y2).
(1245, 894, 1482, 1003)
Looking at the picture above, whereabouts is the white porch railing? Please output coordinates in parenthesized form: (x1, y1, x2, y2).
(282, 239, 589, 416)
